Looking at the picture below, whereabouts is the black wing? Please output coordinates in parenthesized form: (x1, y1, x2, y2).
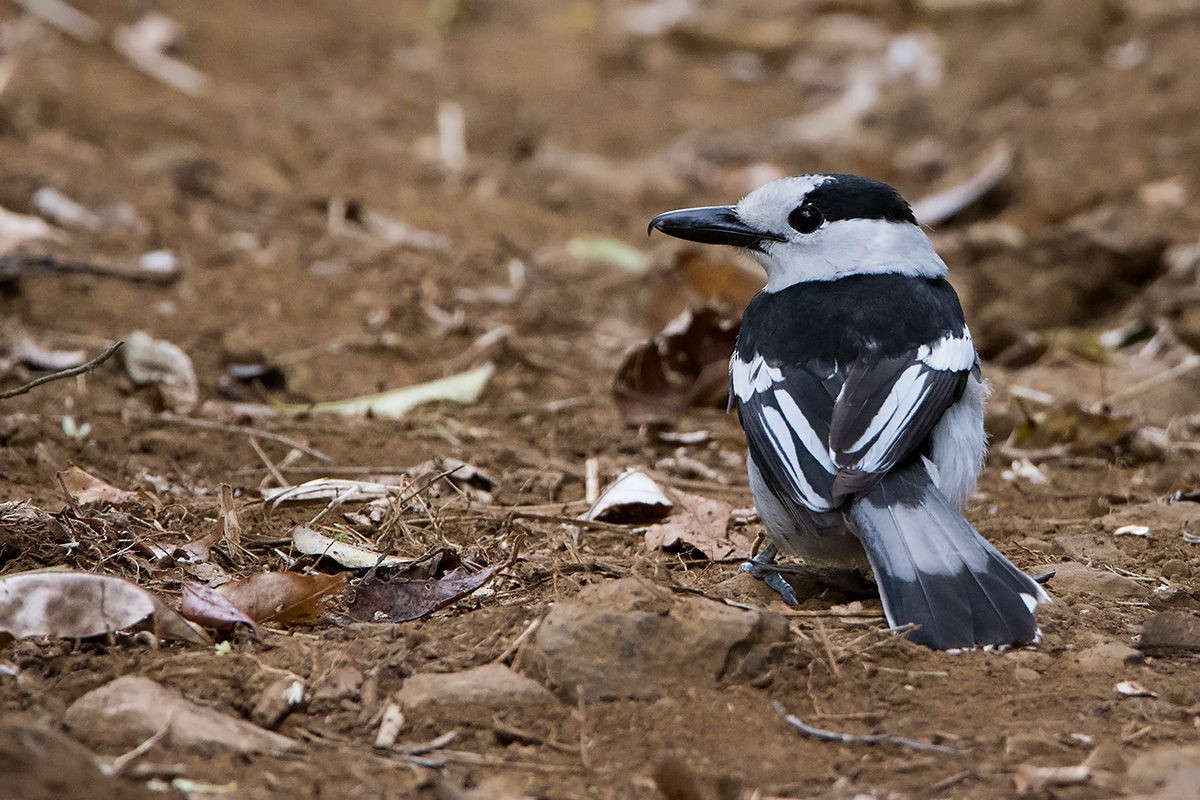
(733, 331, 976, 517)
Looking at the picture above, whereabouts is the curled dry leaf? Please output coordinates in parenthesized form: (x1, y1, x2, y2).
(123, 330, 199, 411)
(263, 478, 404, 508)
(912, 143, 1014, 227)
(644, 492, 751, 560)
(277, 363, 494, 419)
(179, 582, 255, 634)
(291, 526, 407, 569)
(59, 466, 139, 506)
(218, 572, 348, 625)
(613, 307, 739, 426)
(0, 205, 66, 255)
(347, 546, 518, 623)
(218, 483, 242, 563)
(0, 570, 208, 644)
(585, 469, 673, 523)
(1116, 680, 1156, 698)
(11, 338, 87, 371)
(1113, 524, 1150, 537)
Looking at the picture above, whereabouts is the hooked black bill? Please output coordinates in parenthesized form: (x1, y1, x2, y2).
(647, 205, 785, 249)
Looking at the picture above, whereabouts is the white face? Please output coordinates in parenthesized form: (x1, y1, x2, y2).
(733, 176, 948, 292)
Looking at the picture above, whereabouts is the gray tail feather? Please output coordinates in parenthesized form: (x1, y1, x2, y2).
(850, 460, 1050, 650)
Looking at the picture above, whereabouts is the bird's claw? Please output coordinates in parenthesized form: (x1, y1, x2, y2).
(740, 546, 800, 606)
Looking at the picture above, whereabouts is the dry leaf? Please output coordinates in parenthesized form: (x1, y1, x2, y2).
(0, 206, 66, 255)
(645, 492, 750, 560)
(584, 469, 673, 523)
(59, 466, 139, 506)
(644, 248, 763, 328)
(262, 478, 403, 507)
(347, 547, 517, 623)
(613, 307, 738, 426)
(0, 570, 208, 644)
(123, 330, 198, 411)
(1008, 401, 1134, 454)
(218, 572, 347, 625)
(218, 484, 242, 563)
(291, 526, 407, 569)
(277, 363, 494, 419)
(179, 582, 255, 634)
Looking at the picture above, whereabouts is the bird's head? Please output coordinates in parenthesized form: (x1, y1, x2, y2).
(649, 174, 946, 291)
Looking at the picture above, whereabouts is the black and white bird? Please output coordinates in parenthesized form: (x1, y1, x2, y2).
(649, 174, 1049, 650)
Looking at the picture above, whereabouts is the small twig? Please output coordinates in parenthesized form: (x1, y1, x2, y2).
(772, 702, 963, 755)
(927, 770, 973, 794)
(584, 457, 600, 504)
(248, 436, 290, 488)
(107, 713, 172, 776)
(150, 412, 332, 462)
(814, 618, 840, 678)
(1106, 354, 1200, 405)
(0, 340, 123, 401)
(491, 717, 576, 753)
(55, 471, 83, 516)
(494, 615, 542, 665)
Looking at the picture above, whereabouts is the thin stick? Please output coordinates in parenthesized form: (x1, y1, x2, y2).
(584, 457, 600, 504)
(0, 340, 123, 401)
(248, 436, 289, 488)
(1107, 353, 1200, 405)
(495, 616, 542, 665)
(12, 0, 100, 42)
(151, 412, 332, 462)
(576, 685, 591, 770)
(772, 702, 962, 755)
(108, 713, 172, 776)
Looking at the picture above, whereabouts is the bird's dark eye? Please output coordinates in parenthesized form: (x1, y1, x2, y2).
(788, 204, 823, 234)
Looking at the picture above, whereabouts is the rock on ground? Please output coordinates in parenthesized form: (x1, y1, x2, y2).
(1138, 611, 1200, 653)
(397, 662, 558, 725)
(1048, 562, 1150, 599)
(1126, 744, 1200, 800)
(64, 675, 297, 754)
(0, 716, 167, 800)
(521, 577, 789, 701)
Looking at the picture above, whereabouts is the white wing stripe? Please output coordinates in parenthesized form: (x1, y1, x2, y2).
(761, 406, 834, 511)
(843, 365, 928, 470)
(773, 389, 837, 473)
(918, 329, 975, 372)
(731, 355, 785, 402)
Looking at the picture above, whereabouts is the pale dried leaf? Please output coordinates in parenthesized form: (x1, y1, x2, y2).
(584, 469, 673, 523)
(123, 330, 198, 409)
(291, 526, 407, 569)
(0, 570, 208, 643)
(59, 466, 139, 506)
(278, 363, 494, 419)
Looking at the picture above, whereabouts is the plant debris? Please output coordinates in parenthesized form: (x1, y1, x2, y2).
(278, 363, 495, 419)
(584, 469, 673, 523)
(217, 571, 347, 625)
(0, 570, 208, 644)
(613, 307, 739, 426)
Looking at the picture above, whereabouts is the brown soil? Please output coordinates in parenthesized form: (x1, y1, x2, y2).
(3, 1, 1200, 798)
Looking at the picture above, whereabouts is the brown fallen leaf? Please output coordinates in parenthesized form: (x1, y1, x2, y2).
(218, 572, 347, 625)
(645, 492, 750, 561)
(644, 248, 763, 329)
(347, 545, 518, 623)
(613, 307, 739, 426)
(1008, 400, 1134, 454)
(59, 466, 139, 506)
(0, 570, 208, 644)
(180, 582, 255, 634)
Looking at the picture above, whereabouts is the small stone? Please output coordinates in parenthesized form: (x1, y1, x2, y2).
(251, 675, 305, 729)
(397, 663, 556, 724)
(523, 577, 789, 701)
(1072, 640, 1144, 674)
(1160, 559, 1191, 580)
(1016, 537, 1054, 553)
(1047, 562, 1149, 599)
(1138, 611, 1200, 653)
(65, 676, 297, 754)
(1127, 744, 1200, 799)
(1053, 534, 1128, 567)
(311, 665, 363, 702)
(1005, 733, 1067, 760)
(1012, 666, 1041, 683)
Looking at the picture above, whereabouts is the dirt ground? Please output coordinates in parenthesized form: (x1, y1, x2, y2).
(3, 1, 1200, 798)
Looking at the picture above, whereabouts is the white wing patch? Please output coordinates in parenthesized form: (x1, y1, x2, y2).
(731, 355, 784, 402)
(917, 328, 975, 371)
(773, 390, 837, 473)
(761, 406, 835, 511)
(843, 364, 930, 472)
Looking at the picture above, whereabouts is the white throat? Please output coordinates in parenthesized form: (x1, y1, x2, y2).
(751, 218, 947, 292)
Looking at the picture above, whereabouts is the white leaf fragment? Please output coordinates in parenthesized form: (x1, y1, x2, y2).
(1113, 524, 1150, 537)
(584, 469, 673, 523)
(281, 363, 495, 419)
(1116, 680, 1156, 698)
(291, 526, 407, 569)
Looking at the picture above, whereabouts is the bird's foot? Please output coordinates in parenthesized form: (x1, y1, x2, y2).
(739, 545, 800, 606)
